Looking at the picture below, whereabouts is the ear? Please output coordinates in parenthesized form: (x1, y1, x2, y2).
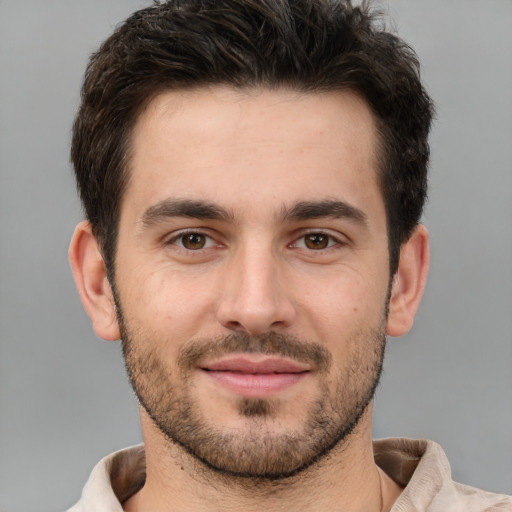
(386, 224, 429, 337)
(69, 221, 120, 341)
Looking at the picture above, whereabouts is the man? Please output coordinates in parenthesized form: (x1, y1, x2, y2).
(67, 0, 512, 510)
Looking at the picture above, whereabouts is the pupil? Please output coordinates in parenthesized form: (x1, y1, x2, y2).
(306, 234, 328, 249)
(184, 233, 205, 249)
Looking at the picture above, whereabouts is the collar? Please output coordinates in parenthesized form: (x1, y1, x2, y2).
(68, 438, 512, 511)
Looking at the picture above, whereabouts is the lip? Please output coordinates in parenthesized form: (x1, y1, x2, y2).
(200, 356, 310, 397)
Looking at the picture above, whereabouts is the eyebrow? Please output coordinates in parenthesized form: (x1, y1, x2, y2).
(282, 199, 368, 226)
(139, 197, 367, 228)
(140, 199, 234, 225)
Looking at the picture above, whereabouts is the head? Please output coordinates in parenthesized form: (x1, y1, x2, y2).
(71, 0, 433, 279)
(69, 0, 432, 481)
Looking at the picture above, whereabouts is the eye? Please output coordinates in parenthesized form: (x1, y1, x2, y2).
(294, 232, 338, 250)
(170, 232, 216, 250)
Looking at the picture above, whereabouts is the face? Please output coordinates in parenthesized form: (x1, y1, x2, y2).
(113, 87, 391, 478)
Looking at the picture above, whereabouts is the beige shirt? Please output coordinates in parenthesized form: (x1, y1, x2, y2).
(68, 438, 512, 511)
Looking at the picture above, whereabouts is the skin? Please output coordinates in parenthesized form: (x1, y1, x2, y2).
(70, 86, 429, 511)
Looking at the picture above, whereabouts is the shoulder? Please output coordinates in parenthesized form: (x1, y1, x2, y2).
(67, 445, 146, 512)
(374, 438, 512, 512)
(449, 482, 512, 511)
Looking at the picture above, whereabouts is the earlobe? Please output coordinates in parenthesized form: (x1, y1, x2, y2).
(386, 224, 429, 338)
(69, 221, 120, 341)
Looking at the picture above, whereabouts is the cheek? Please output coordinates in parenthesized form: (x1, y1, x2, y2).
(302, 273, 385, 319)
(296, 271, 388, 349)
(122, 267, 219, 337)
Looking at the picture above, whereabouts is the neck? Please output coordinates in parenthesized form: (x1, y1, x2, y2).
(123, 406, 402, 512)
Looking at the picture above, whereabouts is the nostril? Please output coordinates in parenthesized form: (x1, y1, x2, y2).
(226, 320, 244, 331)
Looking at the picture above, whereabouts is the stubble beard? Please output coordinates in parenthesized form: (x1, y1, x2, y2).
(117, 308, 387, 481)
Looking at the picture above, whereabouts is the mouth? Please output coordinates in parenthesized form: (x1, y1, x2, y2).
(200, 355, 310, 397)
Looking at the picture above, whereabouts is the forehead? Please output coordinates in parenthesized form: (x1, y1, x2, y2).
(124, 86, 382, 221)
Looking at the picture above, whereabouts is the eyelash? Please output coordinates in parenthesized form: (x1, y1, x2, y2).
(166, 229, 345, 252)
(166, 230, 218, 251)
(290, 231, 343, 251)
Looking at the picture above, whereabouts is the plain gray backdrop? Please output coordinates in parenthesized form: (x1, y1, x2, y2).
(0, 1, 511, 511)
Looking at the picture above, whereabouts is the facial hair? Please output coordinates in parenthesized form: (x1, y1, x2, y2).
(117, 309, 387, 480)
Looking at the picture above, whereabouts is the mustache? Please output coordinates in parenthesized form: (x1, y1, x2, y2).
(177, 332, 332, 373)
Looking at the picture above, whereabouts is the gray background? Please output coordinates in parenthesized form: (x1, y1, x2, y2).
(0, 1, 511, 510)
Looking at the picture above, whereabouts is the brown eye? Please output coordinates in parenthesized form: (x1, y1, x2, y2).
(181, 233, 207, 250)
(304, 233, 330, 250)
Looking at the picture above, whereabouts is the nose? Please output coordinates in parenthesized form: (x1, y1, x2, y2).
(216, 244, 296, 335)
